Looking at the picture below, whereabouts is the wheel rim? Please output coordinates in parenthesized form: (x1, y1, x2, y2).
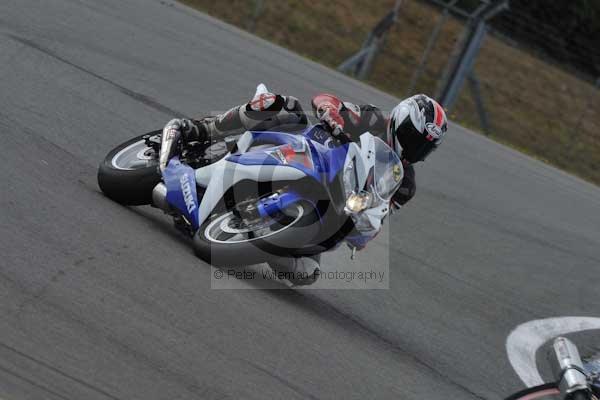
(203, 204, 305, 244)
(111, 139, 158, 170)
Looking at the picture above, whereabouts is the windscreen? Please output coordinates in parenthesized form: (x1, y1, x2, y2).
(373, 137, 403, 201)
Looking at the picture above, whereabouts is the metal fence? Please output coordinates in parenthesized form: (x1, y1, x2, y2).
(339, 0, 509, 135)
(190, 0, 600, 184)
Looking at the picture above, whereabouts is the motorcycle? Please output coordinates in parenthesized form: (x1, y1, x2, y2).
(98, 84, 403, 277)
(506, 337, 600, 400)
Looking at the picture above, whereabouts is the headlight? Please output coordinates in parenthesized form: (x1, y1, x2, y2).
(345, 191, 373, 214)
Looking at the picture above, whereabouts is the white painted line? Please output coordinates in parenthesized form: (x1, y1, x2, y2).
(506, 316, 600, 387)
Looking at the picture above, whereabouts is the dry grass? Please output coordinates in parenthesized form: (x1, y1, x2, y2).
(182, 0, 600, 185)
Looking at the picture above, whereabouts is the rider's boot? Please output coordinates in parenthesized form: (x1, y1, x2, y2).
(267, 254, 321, 286)
(186, 92, 308, 143)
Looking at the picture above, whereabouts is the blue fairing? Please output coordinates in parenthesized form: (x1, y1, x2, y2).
(313, 141, 349, 183)
(226, 125, 348, 184)
(163, 157, 200, 230)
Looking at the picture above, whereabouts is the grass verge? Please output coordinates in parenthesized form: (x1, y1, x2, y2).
(182, 0, 600, 186)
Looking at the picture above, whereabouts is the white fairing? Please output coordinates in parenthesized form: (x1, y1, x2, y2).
(346, 132, 403, 235)
(234, 130, 255, 153)
(361, 203, 389, 232)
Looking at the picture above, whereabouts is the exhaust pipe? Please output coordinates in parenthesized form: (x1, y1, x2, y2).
(152, 183, 172, 213)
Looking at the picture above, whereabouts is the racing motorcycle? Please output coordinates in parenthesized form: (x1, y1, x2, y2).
(98, 84, 403, 272)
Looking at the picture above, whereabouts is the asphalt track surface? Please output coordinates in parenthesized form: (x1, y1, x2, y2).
(1, 1, 599, 399)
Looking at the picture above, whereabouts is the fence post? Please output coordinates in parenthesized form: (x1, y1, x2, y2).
(338, 0, 403, 79)
(571, 77, 600, 148)
(467, 72, 490, 134)
(436, 0, 509, 109)
(356, 10, 395, 79)
(406, 0, 458, 96)
(246, 0, 264, 32)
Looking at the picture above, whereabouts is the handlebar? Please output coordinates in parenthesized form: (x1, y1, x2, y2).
(553, 337, 589, 395)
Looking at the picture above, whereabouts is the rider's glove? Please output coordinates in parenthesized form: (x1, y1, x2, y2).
(390, 163, 416, 209)
(312, 94, 346, 137)
(318, 108, 345, 137)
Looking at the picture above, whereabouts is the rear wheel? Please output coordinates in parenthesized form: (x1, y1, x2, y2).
(193, 201, 321, 267)
(97, 131, 162, 205)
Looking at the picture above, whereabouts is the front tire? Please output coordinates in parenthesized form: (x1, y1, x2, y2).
(98, 132, 162, 205)
(193, 201, 321, 267)
(505, 383, 560, 400)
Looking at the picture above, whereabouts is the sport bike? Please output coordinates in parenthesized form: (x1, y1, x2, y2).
(98, 85, 403, 272)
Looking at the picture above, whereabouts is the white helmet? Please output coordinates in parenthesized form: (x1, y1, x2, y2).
(388, 94, 447, 163)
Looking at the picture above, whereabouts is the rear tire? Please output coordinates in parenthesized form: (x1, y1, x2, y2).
(97, 132, 162, 205)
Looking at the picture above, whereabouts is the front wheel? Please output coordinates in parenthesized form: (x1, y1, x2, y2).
(97, 131, 162, 205)
(193, 201, 321, 267)
(505, 383, 561, 400)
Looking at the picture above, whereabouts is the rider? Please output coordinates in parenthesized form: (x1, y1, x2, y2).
(163, 88, 447, 283)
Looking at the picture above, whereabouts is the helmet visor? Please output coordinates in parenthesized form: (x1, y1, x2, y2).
(397, 119, 438, 163)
